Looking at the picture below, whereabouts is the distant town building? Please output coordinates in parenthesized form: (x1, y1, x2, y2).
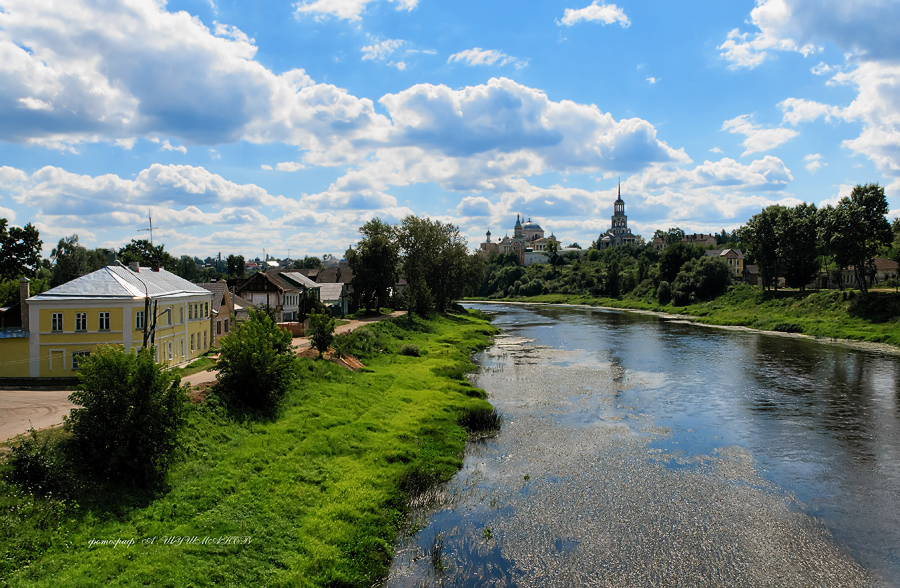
(479, 215, 560, 265)
(652, 233, 718, 251)
(598, 183, 638, 249)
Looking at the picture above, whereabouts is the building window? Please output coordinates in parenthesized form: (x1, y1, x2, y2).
(190, 333, 195, 352)
(188, 304, 193, 320)
(217, 321, 222, 335)
(98, 312, 110, 331)
(224, 319, 229, 333)
(75, 312, 87, 332)
(51, 313, 63, 332)
(203, 332, 207, 349)
(167, 307, 172, 326)
(136, 310, 145, 331)
(168, 341, 173, 360)
(72, 351, 91, 370)
(205, 302, 209, 317)
(180, 338, 184, 357)
(180, 306, 184, 323)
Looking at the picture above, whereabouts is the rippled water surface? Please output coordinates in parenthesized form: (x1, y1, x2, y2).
(384, 303, 900, 587)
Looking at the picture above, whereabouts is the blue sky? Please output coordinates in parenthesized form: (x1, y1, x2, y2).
(1, 0, 899, 259)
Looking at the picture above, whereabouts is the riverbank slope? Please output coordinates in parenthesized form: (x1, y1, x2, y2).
(1, 310, 498, 587)
(469, 284, 900, 347)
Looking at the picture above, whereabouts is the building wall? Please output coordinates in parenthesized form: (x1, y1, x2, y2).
(0, 336, 30, 377)
(26, 294, 212, 377)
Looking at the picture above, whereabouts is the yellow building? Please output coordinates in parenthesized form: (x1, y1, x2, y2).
(7, 263, 213, 378)
(704, 248, 745, 278)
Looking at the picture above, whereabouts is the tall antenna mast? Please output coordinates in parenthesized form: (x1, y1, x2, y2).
(138, 212, 157, 245)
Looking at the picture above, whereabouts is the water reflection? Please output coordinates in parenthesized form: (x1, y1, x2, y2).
(384, 303, 900, 587)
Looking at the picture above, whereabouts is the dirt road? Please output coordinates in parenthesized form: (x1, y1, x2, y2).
(0, 390, 76, 441)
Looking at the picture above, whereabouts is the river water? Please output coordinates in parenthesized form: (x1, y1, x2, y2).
(384, 303, 900, 587)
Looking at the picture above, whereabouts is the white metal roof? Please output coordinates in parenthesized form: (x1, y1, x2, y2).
(29, 265, 210, 302)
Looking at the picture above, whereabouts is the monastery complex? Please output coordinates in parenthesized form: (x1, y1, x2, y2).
(479, 183, 639, 265)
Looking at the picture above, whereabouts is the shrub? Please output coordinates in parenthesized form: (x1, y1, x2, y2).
(308, 309, 336, 358)
(4, 429, 76, 495)
(214, 309, 297, 416)
(399, 344, 421, 357)
(657, 280, 672, 304)
(66, 345, 187, 487)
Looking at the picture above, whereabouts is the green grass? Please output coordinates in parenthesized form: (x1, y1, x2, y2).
(0, 311, 498, 587)
(473, 284, 900, 347)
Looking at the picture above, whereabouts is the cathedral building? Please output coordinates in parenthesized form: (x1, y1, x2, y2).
(597, 183, 638, 248)
(479, 214, 558, 265)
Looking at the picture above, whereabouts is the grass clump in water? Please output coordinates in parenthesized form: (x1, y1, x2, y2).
(458, 406, 503, 439)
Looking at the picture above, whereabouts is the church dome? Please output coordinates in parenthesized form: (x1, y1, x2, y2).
(522, 220, 543, 231)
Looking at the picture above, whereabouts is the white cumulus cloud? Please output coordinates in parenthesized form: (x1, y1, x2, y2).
(559, 2, 630, 28)
(447, 48, 528, 69)
(294, 0, 418, 22)
(722, 114, 799, 156)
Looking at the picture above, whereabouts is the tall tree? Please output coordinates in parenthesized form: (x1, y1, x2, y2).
(346, 218, 399, 312)
(174, 255, 200, 281)
(49, 235, 110, 287)
(226, 254, 245, 278)
(397, 216, 471, 316)
(0, 219, 42, 281)
(780, 203, 819, 290)
(819, 183, 892, 293)
(657, 242, 704, 284)
(118, 239, 174, 270)
(741, 205, 787, 290)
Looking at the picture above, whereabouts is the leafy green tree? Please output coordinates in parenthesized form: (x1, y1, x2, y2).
(671, 257, 733, 305)
(653, 227, 685, 247)
(66, 346, 187, 487)
(818, 183, 892, 293)
(308, 309, 336, 358)
(658, 242, 704, 283)
(226, 254, 246, 278)
(741, 205, 787, 290)
(49, 235, 110, 287)
(174, 255, 200, 281)
(346, 218, 399, 312)
(0, 219, 42, 281)
(293, 256, 323, 270)
(214, 309, 296, 415)
(118, 239, 174, 270)
(781, 203, 819, 290)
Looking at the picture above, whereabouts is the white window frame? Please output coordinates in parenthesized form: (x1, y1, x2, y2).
(188, 304, 193, 320)
(135, 310, 145, 331)
(98, 312, 110, 331)
(51, 312, 63, 332)
(71, 351, 91, 370)
(190, 333, 195, 352)
(168, 341, 173, 360)
(75, 312, 87, 332)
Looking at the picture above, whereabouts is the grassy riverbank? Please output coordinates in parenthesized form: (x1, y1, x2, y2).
(1, 311, 498, 587)
(471, 283, 900, 347)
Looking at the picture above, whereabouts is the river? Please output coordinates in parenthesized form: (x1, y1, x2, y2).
(384, 303, 900, 587)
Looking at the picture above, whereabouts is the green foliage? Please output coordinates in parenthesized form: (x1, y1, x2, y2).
(49, 235, 110, 287)
(819, 183, 892, 293)
(457, 406, 503, 438)
(66, 346, 187, 487)
(3, 429, 77, 495)
(293, 255, 323, 270)
(117, 239, 175, 271)
(226, 254, 245, 278)
(397, 215, 471, 314)
(0, 219, 42, 281)
(0, 276, 48, 307)
(399, 344, 421, 357)
(214, 309, 297, 416)
(308, 309, 336, 357)
(657, 280, 672, 304)
(347, 218, 399, 312)
(658, 242, 704, 284)
(671, 257, 733, 306)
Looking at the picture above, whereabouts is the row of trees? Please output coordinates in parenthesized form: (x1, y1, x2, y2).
(742, 183, 892, 293)
(347, 215, 483, 316)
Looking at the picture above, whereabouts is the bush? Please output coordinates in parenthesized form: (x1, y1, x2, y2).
(308, 309, 336, 357)
(66, 345, 187, 487)
(671, 257, 733, 306)
(458, 406, 503, 438)
(4, 429, 76, 495)
(214, 309, 297, 416)
(399, 344, 421, 357)
(657, 280, 672, 304)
